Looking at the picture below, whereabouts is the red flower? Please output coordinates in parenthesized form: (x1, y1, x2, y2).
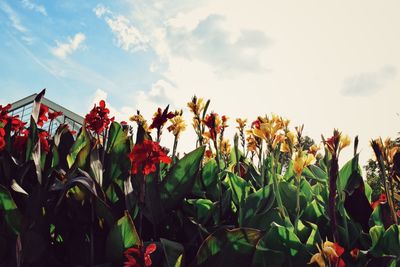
(371, 193, 387, 209)
(251, 119, 261, 129)
(203, 112, 222, 141)
(0, 127, 6, 151)
(85, 100, 114, 134)
(37, 104, 49, 127)
(11, 116, 26, 132)
(0, 104, 11, 126)
(149, 106, 175, 130)
(13, 130, 29, 152)
(350, 248, 360, 259)
(124, 244, 156, 267)
(48, 111, 63, 120)
(129, 140, 171, 175)
(38, 131, 50, 153)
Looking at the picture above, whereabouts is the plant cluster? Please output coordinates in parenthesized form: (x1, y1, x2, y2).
(0, 89, 399, 267)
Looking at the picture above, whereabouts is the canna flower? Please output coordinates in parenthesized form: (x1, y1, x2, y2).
(11, 116, 26, 132)
(167, 114, 186, 138)
(129, 140, 171, 175)
(38, 131, 50, 153)
(236, 118, 247, 130)
(124, 244, 157, 267)
(308, 144, 320, 156)
(308, 241, 345, 267)
(0, 104, 11, 126)
(130, 113, 151, 133)
(371, 193, 387, 209)
(203, 112, 222, 142)
(85, 100, 114, 134)
(13, 129, 29, 152)
(48, 110, 63, 120)
(149, 106, 175, 131)
(221, 115, 229, 128)
(350, 248, 359, 259)
(219, 139, 231, 156)
(37, 104, 49, 127)
(0, 127, 5, 151)
(204, 149, 214, 161)
(339, 134, 351, 151)
(246, 133, 258, 154)
(187, 95, 205, 116)
(293, 151, 316, 177)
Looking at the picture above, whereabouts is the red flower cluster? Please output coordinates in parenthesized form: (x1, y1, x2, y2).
(124, 244, 156, 267)
(129, 140, 171, 175)
(150, 106, 175, 130)
(85, 100, 114, 134)
(0, 104, 11, 126)
(38, 104, 49, 127)
(48, 110, 63, 120)
(0, 104, 27, 151)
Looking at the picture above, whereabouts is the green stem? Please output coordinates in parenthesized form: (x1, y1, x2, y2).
(294, 175, 301, 233)
(271, 153, 286, 218)
(213, 139, 223, 222)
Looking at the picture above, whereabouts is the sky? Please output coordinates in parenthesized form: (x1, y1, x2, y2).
(1, 0, 400, 165)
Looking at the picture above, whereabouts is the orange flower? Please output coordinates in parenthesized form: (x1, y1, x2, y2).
(309, 241, 345, 267)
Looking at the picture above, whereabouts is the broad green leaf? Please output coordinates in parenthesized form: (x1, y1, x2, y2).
(369, 225, 385, 256)
(381, 225, 400, 256)
(106, 211, 141, 261)
(160, 146, 205, 210)
(263, 222, 306, 259)
(185, 199, 215, 224)
(226, 172, 250, 206)
(104, 122, 131, 187)
(0, 185, 22, 234)
(67, 126, 90, 168)
(338, 154, 360, 193)
(239, 184, 275, 227)
(302, 165, 327, 183)
(278, 181, 307, 216)
(195, 228, 263, 267)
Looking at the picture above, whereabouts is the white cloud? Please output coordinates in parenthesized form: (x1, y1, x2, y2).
(21, 0, 47, 16)
(0, 1, 27, 32)
(342, 65, 397, 96)
(91, 0, 400, 165)
(93, 4, 148, 52)
(51, 33, 86, 59)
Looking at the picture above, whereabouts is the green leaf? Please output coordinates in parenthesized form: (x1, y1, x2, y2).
(195, 228, 263, 267)
(278, 181, 307, 216)
(338, 154, 360, 192)
(0, 185, 22, 234)
(160, 238, 184, 267)
(67, 126, 90, 168)
(160, 146, 205, 210)
(369, 225, 385, 256)
(185, 199, 215, 224)
(381, 225, 400, 256)
(226, 172, 250, 206)
(263, 222, 306, 259)
(302, 165, 327, 183)
(239, 184, 275, 227)
(104, 122, 131, 187)
(106, 211, 141, 261)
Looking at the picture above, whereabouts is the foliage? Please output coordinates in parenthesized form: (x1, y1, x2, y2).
(0, 90, 399, 267)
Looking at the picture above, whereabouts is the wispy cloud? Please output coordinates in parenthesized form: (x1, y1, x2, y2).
(0, 1, 27, 32)
(93, 4, 148, 52)
(21, 0, 47, 16)
(51, 33, 86, 59)
(342, 65, 397, 96)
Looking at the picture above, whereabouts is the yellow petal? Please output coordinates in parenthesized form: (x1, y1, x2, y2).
(308, 253, 326, 267)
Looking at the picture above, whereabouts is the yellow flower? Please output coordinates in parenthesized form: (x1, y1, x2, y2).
(272, 132, 286, 150)
(339, 134, 351, 151)
(308, 252, 326, 267)
(246, 134, 258, 153)
(219, 139, 231, 156)
(308, 144, 320, 155)
(236, 118, 247, 129)
(187, 96, 205, 116)
(293, 151, 316, 176)
(168, 115, 187, 138)
(287, 131, 298, 145)
(280, 142, 290, 153)
(129, 113, 151, 133)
